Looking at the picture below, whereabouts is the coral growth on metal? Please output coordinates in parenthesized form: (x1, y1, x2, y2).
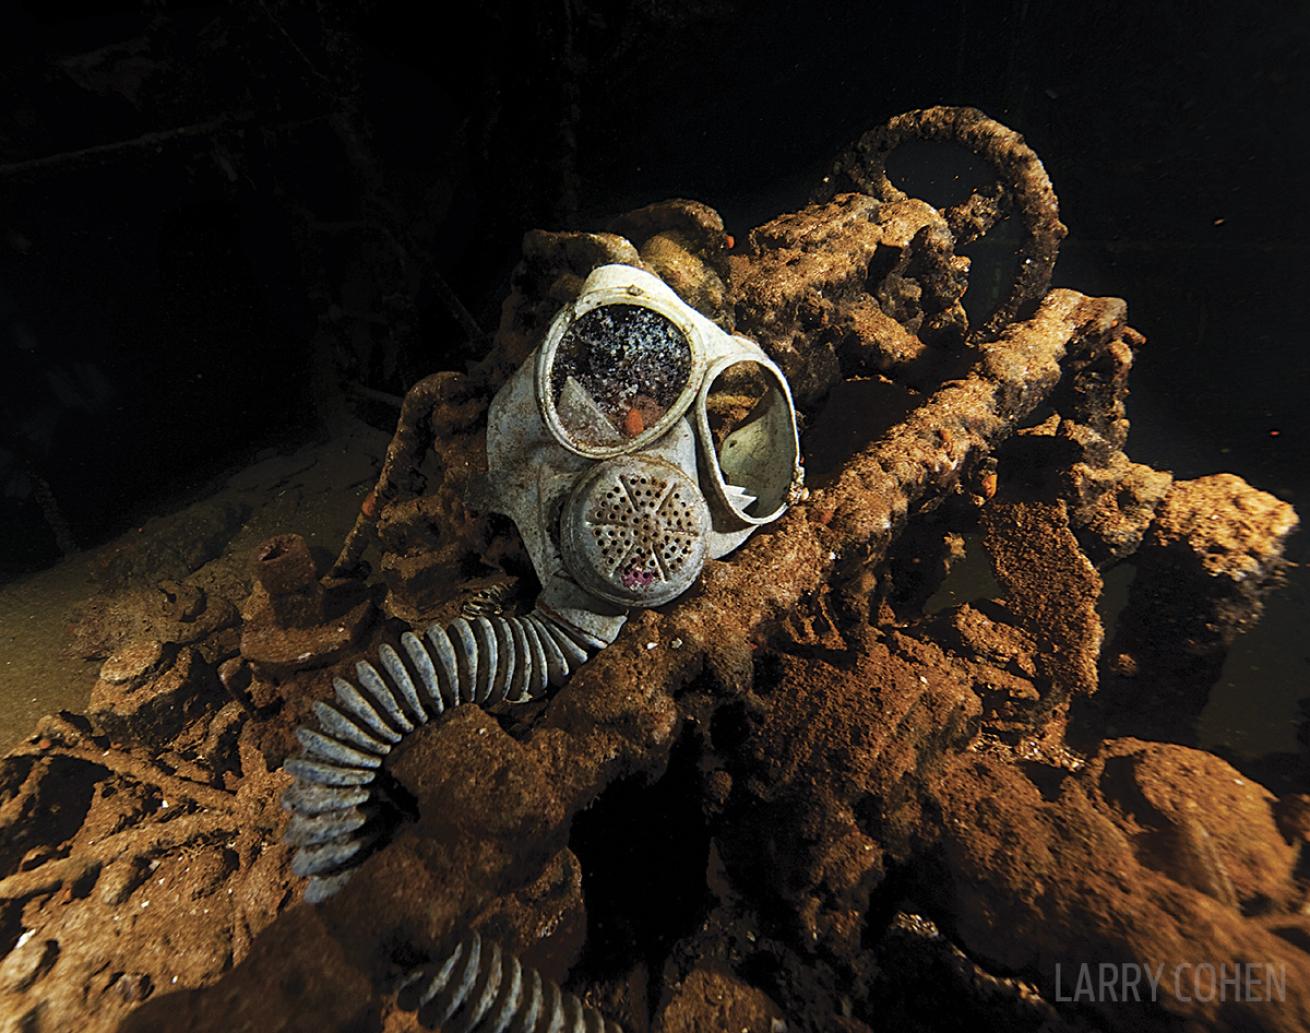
(2, 108, 1304, 1033)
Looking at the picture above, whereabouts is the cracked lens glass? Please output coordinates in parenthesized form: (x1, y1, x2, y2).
(706, 360, 784, 517)
(550, 304, 693, 450)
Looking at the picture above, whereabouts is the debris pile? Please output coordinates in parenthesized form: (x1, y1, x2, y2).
(0, 109, 1302, 1033)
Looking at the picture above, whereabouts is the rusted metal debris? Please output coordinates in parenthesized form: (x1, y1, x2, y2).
(817, 105, 1067, 339)
(4, 108, 1302, 1033)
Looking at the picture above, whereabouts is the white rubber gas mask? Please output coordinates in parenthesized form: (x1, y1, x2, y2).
(486, 264, 804, 644)
(279, 263, 806, 903)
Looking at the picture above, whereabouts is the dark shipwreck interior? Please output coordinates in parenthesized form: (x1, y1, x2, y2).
(1, 2, 1308, 1031)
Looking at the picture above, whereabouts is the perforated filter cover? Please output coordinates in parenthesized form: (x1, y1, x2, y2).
(560, 456, 710, 608)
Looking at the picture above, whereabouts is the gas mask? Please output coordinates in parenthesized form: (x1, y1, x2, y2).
(281, 264, 802, 901)
(486, 263, 804, 647)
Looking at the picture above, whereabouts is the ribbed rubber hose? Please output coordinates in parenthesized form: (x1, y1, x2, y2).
(396, 932, 623, 1032)
(281, 607, 609, 902)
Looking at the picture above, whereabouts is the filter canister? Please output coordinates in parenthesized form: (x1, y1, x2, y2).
(559, 455, 710, 608)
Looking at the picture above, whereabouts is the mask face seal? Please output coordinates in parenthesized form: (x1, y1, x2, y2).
(487, 263, 803, 619)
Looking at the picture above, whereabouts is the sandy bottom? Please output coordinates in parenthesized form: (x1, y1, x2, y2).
(0, 420, 390, 749)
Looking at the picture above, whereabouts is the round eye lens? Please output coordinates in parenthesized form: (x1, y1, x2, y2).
(548, 304, 693, 451)
(703, 359, 797, 520)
